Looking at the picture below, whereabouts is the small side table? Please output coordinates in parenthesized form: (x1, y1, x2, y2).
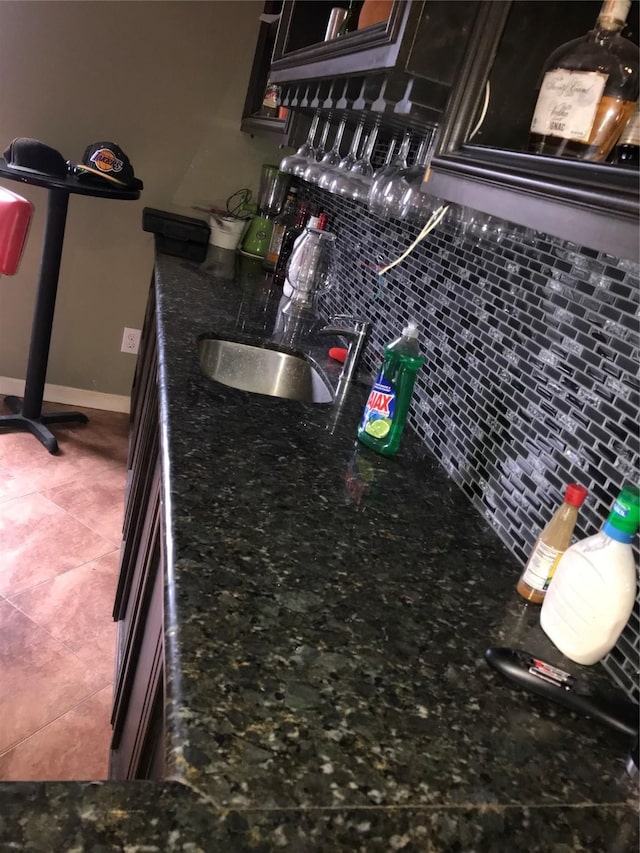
(0, 160, 139, 453)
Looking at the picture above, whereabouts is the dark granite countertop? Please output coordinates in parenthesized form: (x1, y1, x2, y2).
(0, 246, 637, 851)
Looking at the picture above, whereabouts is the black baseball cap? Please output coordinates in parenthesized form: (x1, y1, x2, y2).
(74, 142, 143, 190)
(3, 137, 68, 178)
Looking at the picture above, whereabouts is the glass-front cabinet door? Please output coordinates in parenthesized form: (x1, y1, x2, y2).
(427, 0, 639, 261)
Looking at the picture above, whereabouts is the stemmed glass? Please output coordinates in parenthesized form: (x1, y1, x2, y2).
(303, 118, 347, 185)
(300, 118, 331, 177)
(367, 130, 411, 215)
(398, 133, 442, 223)
(445, 205, 508, 245)
(318, 119, 365, 192)
(279, 112, 320, 175)
(331, 123, 380, 201)
(370, 133, 433, 220)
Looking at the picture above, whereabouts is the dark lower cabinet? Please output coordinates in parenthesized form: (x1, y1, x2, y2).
(110, 283, 166, 781)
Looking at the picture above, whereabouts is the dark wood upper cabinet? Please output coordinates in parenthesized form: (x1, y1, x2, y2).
(271, 1, 419, 78)
(259, 0, 639, 261)
(426, 0, 639, 261)
(269, 1, 478, 130)
(241, 0, 309, 146)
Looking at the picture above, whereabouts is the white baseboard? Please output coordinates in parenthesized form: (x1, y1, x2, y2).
(0, 377, 131, 414)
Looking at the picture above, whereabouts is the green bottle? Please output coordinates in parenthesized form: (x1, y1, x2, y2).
(357, 321, 425, 456)
(338, 1, 359, 36)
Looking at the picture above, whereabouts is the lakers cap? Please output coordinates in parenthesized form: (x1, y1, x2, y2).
(75, 142, 143, 190)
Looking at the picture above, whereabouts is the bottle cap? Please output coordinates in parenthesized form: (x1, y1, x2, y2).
(403, 320, 419, 339)
(564, 483, 588, 507)
(598, 0, 631, 28)
(605, 484, 640, 536)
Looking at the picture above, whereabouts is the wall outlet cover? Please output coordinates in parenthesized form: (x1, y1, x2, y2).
(121, 327, 141, 354)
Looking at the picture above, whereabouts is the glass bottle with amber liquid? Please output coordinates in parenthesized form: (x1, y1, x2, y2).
(517, 484, 589, 604)
(610, 100, 640, 165)
(529, 0, 639, 162)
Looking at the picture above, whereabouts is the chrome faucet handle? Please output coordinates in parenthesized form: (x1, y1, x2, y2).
(319, 315, 370, 337)
(318, 315, 371, 404)
(329, 313, 369, 329)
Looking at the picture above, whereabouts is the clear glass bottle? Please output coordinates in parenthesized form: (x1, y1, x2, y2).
(528, 0, 639, 162)
(263, 188, 298, 271)
(282, 228, 337, 319)
(517, 484, 589, 604)
(338, 1, 360, 36)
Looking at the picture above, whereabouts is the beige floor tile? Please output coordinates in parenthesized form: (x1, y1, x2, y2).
(0, 602, 109, 754)
(9, 551, 119, 684)
(0, 404, 128, 495)
(0, 685, 113, 781)
(43, 466, 126, 546)
(0, 403, 127, 780)
(0, 492, 115, 596)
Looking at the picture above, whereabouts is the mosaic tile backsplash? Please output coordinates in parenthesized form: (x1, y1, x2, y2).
(297, 180, 640, 703)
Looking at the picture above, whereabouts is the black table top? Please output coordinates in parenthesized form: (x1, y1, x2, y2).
(0, 159, 140, 200)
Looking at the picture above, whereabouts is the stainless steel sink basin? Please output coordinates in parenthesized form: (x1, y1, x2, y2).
(198, 338, 333, 403)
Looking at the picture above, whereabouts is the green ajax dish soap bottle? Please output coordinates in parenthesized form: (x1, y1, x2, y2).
(357, 321, 425, 456)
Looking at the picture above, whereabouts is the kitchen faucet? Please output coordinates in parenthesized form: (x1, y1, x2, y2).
(318, 314, 370, 401)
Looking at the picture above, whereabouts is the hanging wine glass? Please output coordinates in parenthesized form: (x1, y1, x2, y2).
(396, 128, 442, 222)
(445, 205, 507, 245)
(303, 118, 347, 185)
(366, 132, 398, 204)
(291, 116, 332, 178)
(465, 210, 508, 244)
(367, 130, 411, 216)
(279, 112, 320, 175)
(373, 132, 434, 220)
(334, 123, 380, 201)
(367, 130, 410, 215)
(298, 118, 332, 181)
(319, 119, 365, 192)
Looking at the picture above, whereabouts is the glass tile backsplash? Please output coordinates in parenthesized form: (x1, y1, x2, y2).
(299, 182, 640, 703)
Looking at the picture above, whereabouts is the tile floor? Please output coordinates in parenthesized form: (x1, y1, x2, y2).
(0, 401, 128, 781)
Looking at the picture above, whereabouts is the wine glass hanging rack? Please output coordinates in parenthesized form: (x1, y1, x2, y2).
(279, 73, 442, 139)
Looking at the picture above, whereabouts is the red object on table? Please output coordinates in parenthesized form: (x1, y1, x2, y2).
(0, 186, 33, 275)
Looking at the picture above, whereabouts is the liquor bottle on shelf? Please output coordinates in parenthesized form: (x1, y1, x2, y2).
(338, 1, 362, 36)
(263, 188, 298, 272)
(610, 101, 640, 166)
(528, 0, 639, 162)
(261, 80, 280, 119)
(273, 202, 310, 286)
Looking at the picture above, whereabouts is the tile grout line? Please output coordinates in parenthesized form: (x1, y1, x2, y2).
(0, 408, 128, 780)
(2, 543, 122, 600)
(0, 681, 114, 762)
